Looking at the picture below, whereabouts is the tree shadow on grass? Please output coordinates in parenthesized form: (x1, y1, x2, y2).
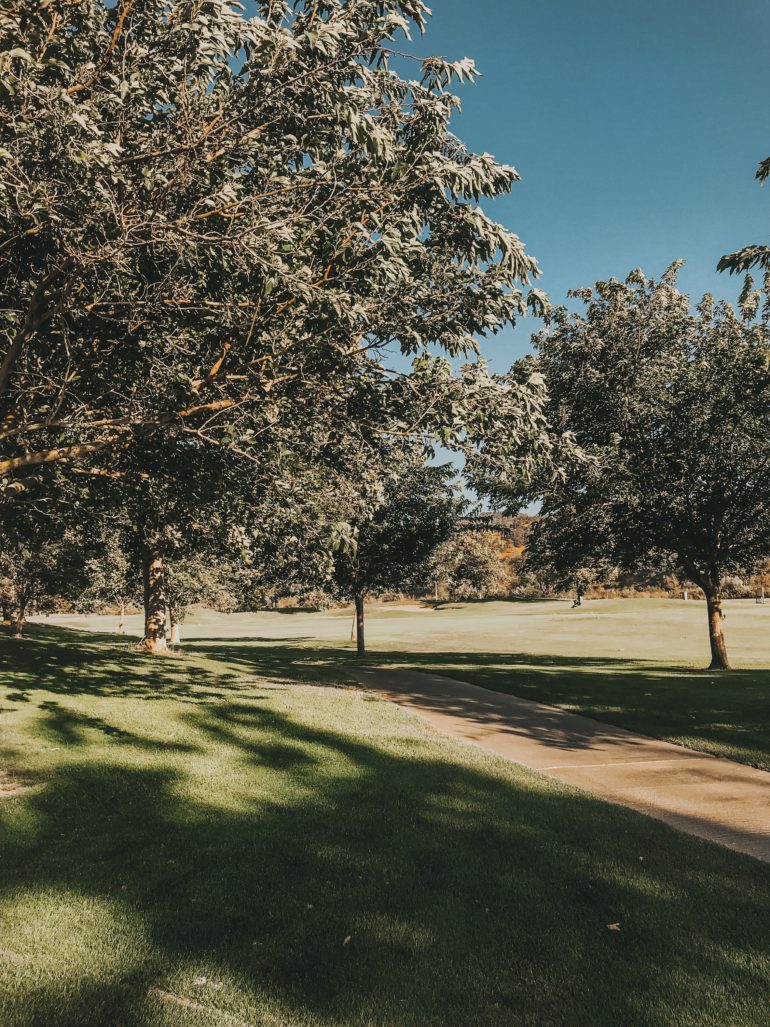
(372, 650, 770, 772)
(182, 637, 770, 771)
(1, 694, 770, 1027)
(5, 624, 770, 772)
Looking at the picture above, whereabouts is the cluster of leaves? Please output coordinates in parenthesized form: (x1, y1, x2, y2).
(523, 263, 770, 665)
(0, 0, 549, 495)
(431, 529, 518, 601)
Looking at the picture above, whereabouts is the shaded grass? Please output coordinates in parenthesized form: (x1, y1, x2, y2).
(41, 598, 770, 771)
(1, 625, 769, 1026)
(373, 651, 770, 772)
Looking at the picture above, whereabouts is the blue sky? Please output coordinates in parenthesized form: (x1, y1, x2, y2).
(414, 0, 770, 369)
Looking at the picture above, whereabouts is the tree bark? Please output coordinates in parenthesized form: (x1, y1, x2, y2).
(12, 598, 26, 638)
(169, 605, 180, 645)
(354, 592, 365, 656)
(705, 590, 730, 670)
(1, 599, 11, 626)
(118, 599, 126, 634)
(142, 549, 167, 653)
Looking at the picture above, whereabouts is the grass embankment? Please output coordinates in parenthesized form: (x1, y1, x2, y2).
(1, 622, 769, 1026)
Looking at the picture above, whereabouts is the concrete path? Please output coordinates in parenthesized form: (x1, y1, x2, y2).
(351, 666, 770, 863)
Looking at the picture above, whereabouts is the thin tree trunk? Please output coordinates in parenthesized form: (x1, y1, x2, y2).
(1, 599, 11, 626)
(142, 549, 167, 653)
(705, 590, 730, 670)
(354, 592, 365, 656)
(12, 598, 26, 638)
(169, 605, 180, 645)
(118, 599, 126, 634)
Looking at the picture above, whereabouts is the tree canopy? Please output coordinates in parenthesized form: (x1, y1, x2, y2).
(1, 0, 548, 493)
(521, 264, 770, 668)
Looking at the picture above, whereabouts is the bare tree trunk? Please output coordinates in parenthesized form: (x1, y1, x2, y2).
(142, 549, 167, 653)
(118, 600, 126, 635)
(12, 597, 26, 638)
(354, 592, 365, 656)
(705, 590, 730, 670)
(169, 604, 180, 645)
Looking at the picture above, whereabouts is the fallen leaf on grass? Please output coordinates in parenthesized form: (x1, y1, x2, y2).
(606, 923, 621, 932)
(342, 934, 351, 946)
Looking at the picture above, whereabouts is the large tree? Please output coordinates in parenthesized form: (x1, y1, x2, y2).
(1, 0, 548, 501)
(515, 265, 770, 669)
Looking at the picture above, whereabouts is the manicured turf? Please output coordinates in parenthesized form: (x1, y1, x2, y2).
(1, 621, 770, 1026)
(48, 597, 770, 769)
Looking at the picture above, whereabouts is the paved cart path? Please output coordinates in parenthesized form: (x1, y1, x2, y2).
(351, 666, 770, 863)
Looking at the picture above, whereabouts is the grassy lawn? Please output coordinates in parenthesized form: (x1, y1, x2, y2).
(1, 620, 770, 1026)
(378, 599, 770, 772)
(50, 597, 770, 770)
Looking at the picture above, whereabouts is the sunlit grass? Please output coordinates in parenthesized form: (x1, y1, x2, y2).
(1, 623, 769, 1025)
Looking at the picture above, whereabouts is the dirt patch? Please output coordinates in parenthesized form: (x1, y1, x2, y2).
(0, 770, 36, 797)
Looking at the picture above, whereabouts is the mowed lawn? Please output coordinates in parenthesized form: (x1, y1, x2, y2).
(49, 596, 770, 770)
(1, 606, 769, 1026)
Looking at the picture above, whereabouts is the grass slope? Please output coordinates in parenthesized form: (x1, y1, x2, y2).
(1, 624, 769, 1026)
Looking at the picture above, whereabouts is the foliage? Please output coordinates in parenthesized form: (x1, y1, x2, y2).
(718, 155, 770, 274)
(76, 530, 141, 616)
(526, 264, 770, 666)
(431, 529, 515, 600)
(332, 456, 460, 602)
(165, 556, 243, 623)
(0, 528, 87, 630)
(0, 0, 549, 497)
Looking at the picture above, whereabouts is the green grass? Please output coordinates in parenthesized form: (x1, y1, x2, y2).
(370, 598, 770, 771)
(50, 597, 770, 769)
(1, 620, 770, 1026)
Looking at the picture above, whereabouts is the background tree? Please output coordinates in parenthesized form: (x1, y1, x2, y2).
(0, 527, 87, 636)
(748, 559, 770, 604)
(78, 530, 141, 634)
(431, 529, 515, 602)
(332, 456, 460, 654)
(523, 264, 770, 669)
(524, 480, 616, 605)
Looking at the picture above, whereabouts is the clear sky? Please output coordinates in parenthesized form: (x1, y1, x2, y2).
(414, 0, 770, 369)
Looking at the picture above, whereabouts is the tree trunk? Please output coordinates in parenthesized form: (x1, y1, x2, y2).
(169, 605, 180, 645)
(142, 549, 167, 653)
(354, 592, 365, 656)
(118, 600, 126, 635)
(12, 598, 26, 638)
(1, 599, 11, 626)
(705, 590, 730, 670)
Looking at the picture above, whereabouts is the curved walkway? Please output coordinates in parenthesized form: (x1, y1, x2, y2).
(351, 666, 770, 863)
